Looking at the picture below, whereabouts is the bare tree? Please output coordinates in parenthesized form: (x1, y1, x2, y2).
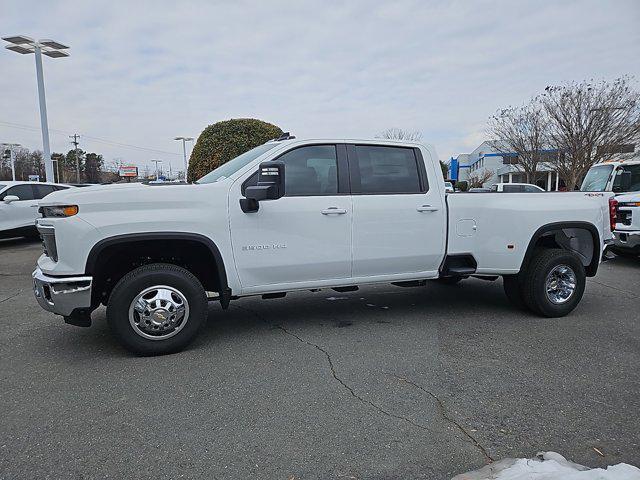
(540, 77, 640, 190)
(376, 128, 423, 141)
(468, 169, 493, 188)
(487, 102, 549, 185)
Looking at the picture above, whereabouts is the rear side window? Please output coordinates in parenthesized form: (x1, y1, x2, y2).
(0, 184, 35, 201)
(34, 184, 57, 199)
(352, 145, 423, 194)
(524, 185, 541, 192)
(503, 184, 523, 193)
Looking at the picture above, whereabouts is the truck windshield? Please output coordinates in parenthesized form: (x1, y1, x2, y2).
(580, 165, 613, 191)
(612, 164, 640, 193)
(196, 143, 278, 184)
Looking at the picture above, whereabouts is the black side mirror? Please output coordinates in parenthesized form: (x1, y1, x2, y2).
(240, 161, 285, 213)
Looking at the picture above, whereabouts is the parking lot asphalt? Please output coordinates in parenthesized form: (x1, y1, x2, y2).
(1, 238, 639, 480)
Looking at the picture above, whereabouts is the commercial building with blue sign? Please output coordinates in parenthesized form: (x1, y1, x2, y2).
(447, 141, 563, 191)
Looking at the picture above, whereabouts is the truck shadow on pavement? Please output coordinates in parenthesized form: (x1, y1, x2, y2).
(36, 279, 519, 358)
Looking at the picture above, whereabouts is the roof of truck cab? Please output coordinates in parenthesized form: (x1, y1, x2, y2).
(266, 137, 433, 148)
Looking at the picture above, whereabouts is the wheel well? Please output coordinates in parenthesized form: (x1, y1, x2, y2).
(522, 223, 600, 277)
(87, 235, 227, 306)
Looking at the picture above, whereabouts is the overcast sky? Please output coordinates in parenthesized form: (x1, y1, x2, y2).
(2, 0, 639, 173)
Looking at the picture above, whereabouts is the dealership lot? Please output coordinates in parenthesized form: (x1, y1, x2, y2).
(1, 238, 639, 479)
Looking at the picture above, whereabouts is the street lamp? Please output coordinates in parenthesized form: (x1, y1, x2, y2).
(174, 136, 194, 181)
(1, 143, 21, 181)
(2, 35, 70, 183)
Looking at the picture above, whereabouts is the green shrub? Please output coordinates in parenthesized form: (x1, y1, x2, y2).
(456, 181, 468, 191)
(188, 118, 283, 181)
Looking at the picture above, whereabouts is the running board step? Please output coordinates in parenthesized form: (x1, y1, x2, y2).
(332, 286, 359, 292)
(262, 292, 286, 299)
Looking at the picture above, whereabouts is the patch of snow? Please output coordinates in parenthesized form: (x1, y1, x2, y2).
(325, 296, 348, 301)
(453, 452, 640, 480)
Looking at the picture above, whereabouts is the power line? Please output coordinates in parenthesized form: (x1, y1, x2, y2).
(0, 120, 183, 156)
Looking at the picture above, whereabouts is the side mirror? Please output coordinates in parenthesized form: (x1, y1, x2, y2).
(240, 161, 285, 213)
(3, 195, 19, 204)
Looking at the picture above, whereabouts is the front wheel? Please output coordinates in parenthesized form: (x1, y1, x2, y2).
(106, 263, 208, 355)
(522, 249, 586, 317)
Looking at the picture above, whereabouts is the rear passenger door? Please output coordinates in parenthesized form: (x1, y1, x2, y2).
(348, 144, 446, 278)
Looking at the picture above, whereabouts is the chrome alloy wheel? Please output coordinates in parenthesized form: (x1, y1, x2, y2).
(545, 265, 577, 305)
(128, 285, 190, 340)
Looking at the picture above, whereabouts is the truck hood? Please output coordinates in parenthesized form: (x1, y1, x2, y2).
(38, 181, 229, 223)
(615, 192, 640, 203)
(41, 182, 200, 205)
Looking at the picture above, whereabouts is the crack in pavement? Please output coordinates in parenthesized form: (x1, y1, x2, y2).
(387, 373, 494, 464)
(587, 279, 638, 298)
(0, 291, 22, 303)
(232, 304, 437, 435)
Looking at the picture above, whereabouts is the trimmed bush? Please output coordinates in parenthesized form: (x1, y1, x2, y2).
(188, 118, 283, 181)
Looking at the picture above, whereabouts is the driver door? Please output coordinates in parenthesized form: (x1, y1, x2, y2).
(229, 144, 352, 294)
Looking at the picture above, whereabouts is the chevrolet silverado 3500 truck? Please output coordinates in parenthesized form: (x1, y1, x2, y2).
(33, 138, 615, 355)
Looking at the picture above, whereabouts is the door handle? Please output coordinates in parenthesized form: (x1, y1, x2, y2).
(321, 207, 347, 215)
(417, 205, 439, 212)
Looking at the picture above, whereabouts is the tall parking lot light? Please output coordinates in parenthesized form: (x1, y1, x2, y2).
(2, 36, 70, 182)
(174, 136, 194, 181)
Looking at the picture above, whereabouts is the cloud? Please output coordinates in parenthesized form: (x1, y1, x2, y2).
(1, 0, 639, 172)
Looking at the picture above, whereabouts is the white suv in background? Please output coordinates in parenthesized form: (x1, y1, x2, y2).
(0, 181, 72, 239)
(490, 183, 545, 193)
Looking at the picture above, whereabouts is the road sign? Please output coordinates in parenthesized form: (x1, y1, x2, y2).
(118, 166, 138, 177)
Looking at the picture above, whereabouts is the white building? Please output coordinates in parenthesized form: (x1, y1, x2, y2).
(448, 141, 564, 191)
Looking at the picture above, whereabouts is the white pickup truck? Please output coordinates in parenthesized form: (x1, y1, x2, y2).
(33, 138, 615, 355)
(580, 159, 640, 257)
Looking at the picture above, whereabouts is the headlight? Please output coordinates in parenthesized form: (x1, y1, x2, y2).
(39, 205, 79, 218)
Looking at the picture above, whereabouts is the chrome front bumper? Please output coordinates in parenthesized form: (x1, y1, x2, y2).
(32, 267, 93, 317)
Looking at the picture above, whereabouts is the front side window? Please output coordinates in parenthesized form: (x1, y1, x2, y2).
(353, 145, 423, 194)
(278, 145, 338, 196)
(0, 184, 35, 201)
(524, 185, 542, 192)
(612, 164, 640, 192)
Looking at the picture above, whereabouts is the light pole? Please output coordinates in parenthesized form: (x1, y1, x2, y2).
(174, 136, 194, 181)
(2, 35, 70, 182)
(1, 143, 21, 181)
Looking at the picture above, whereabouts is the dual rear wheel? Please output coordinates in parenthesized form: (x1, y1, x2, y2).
(503, 249, 586, 317)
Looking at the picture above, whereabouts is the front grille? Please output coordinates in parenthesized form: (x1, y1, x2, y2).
(38, 227, 58, 262)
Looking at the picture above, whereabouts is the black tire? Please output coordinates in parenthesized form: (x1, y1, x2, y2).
(433, 276, 463, 285)
(106, 263, 208, 355)
(521, 249, 586, 317)
(502, 274, 527, 310)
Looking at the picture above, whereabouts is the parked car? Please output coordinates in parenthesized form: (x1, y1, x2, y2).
(610, 192, 640, 257)
(490, 183, 545, 193)
(0, 181, 73, 239)
(33, 138, 614, 355)
(444, 181, 454, 193)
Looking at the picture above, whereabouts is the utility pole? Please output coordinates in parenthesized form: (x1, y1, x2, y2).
(70, 134, 80, 183)
(174, 136, 194, 182)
